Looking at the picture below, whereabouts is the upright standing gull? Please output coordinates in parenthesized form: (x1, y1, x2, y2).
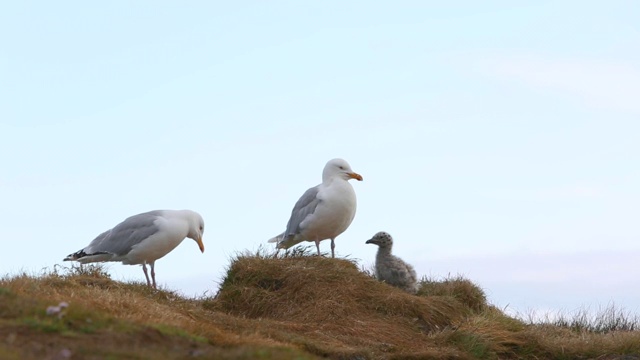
(63, 209, 205, 288)
(268, 158, 363, 258)
(366, 231, 418, 294)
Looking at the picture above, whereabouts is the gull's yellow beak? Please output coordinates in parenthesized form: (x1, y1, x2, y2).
(196, 236, 205, 253)
(348, 172, 363, 181)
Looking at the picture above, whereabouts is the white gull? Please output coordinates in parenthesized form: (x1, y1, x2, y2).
(268, 158, 363, 258)
(64, 209, 205, 288)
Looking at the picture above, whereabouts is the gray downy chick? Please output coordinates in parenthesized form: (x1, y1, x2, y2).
(366, 231, 418, 294)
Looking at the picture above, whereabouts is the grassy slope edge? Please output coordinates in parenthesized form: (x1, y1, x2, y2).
(1, 250, 639, 359)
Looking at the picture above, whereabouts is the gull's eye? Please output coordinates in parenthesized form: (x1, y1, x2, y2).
(339, 166, 345, 170)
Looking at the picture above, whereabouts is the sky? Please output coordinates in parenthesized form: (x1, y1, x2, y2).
(1, 1, 639, 318)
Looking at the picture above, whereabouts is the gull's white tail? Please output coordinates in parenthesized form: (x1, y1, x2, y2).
(267, 233, 284, 244)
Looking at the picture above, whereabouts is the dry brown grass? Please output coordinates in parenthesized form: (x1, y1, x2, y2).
(418, 275, 488, 313)
(211, 249, 469, 358)
(0, 265, 315, 360)
(1, 251, 640, 359)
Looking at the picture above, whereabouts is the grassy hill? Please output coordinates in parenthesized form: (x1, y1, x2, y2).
(1, 248, 639, 359)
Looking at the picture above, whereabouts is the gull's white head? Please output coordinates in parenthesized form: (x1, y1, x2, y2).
(184, 210, 205, 253)
(322, 158, 364, 183)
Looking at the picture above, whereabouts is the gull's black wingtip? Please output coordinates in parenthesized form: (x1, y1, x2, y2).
(63, 249, 87, 261)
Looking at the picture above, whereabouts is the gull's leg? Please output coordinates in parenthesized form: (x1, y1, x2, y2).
(315, 239, 321, 256)
(142, 264, 151, 287)
(330, 238, 335, 258)
(150, 262, 157, 289)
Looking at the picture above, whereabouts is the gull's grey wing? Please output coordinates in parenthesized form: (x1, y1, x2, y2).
(83, 211, 163, 257)
(284, 185, 321, 238)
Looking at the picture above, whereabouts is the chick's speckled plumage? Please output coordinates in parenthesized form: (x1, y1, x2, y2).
(366, 231, 418, 294)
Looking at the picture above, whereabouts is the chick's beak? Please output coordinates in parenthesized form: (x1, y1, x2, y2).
(349, 172, 363, 181)
(196, 236, 205, 253)
(365, 239, 375, 244)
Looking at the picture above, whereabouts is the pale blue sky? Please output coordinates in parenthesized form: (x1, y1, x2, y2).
(1, 1, 639, 316)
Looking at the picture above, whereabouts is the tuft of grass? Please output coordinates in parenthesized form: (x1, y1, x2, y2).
(521, 303, 640, 333)
(432, 306, 529, 359)
(447, 331, 494, 359)
(216, 249, 466, 326)
(274, 244, 324, 259)
(49, 263, 112, 279)
(212, 248, 470, 357)
(418, 274, 488, 313)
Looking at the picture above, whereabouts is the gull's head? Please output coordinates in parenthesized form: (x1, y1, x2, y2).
(186, 210, 205, 253)
(322, 158, 363, 183)
(366, 231, 393, 249)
